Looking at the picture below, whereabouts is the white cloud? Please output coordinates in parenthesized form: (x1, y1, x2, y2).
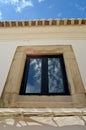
(16, 0, 33, 12)
(0, 0, 18, 4)
(0, 11, 2, 20)
(75, 3, 86, 11)
(38, 0, 45, 3)
(0, 0, 34, 12)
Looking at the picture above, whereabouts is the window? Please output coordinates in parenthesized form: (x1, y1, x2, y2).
(1, 45, 86, 108)
(20, 55, 70, 95)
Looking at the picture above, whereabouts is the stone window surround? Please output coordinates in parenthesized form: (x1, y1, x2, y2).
(1, 45, 86, 108)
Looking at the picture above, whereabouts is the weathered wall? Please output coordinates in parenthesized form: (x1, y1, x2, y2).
(0, 108, 86, 129)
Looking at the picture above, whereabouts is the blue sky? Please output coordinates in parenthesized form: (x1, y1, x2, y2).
(0, 0, 86, 20)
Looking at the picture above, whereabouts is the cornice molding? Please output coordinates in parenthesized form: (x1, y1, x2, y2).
(0, 19, 86, 27)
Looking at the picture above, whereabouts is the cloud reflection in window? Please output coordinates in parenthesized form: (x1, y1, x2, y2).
(25, 57, 65, 94)
(25, 58, 41, 93)
(48, 58, 65, 93)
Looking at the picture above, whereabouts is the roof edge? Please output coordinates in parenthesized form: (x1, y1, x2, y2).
(0, 19, 86, 27)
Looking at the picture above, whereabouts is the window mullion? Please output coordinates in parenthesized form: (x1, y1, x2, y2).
(41, 57, 48, 95)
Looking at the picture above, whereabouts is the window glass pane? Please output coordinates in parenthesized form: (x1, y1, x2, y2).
(48, 57, 65, 93)
(25, 58, 41, 93)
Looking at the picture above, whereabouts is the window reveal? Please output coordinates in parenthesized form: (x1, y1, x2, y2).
(20, 55, 70, 95)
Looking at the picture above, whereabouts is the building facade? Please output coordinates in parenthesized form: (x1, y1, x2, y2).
(0, 19, 86, 129)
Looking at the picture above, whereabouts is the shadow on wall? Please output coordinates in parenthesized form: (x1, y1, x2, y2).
(0, 125, 86, 130)
(0, 117, 86, 130)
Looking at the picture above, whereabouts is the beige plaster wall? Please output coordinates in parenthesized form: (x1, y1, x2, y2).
(0, 26, 86, 96)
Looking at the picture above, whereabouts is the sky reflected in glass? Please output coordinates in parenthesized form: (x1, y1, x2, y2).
(48, 58, 65, 93)
(25, 56, 65, 94)
(25, 58, 41, 93)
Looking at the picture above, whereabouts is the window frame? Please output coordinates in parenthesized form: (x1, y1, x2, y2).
(1, 45, 86, 108)
(20, 54, 70, 95)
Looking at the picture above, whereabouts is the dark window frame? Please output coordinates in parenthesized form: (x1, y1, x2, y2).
(20, 54, 70, 95)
